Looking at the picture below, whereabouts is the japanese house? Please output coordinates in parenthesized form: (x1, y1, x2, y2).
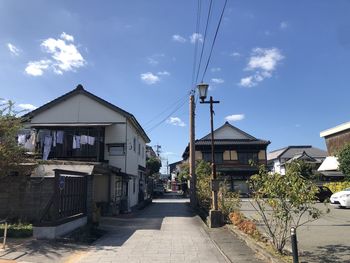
(21, 84, 151, 214)
(267, 145, 328, 175)
(182, 122, 270, 194)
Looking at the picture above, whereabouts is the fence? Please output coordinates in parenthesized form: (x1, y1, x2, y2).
(38, 169, 88, 226)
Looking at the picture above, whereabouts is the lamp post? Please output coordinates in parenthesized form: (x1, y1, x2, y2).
(197, 83, 223, 228)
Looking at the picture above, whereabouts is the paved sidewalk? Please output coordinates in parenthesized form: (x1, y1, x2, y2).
(77, 193, 265, 263)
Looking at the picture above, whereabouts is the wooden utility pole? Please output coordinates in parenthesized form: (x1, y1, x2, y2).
(189, 94, 197, 207)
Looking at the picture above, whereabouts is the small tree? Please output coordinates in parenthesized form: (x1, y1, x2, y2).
(177, 162, 189, 182)
(146, 156, 162, 177)
(249, 162, 328, 254)
(0, 100, 28, 177)
(196, 160, 212, 211)
(337, 143, 350, 180)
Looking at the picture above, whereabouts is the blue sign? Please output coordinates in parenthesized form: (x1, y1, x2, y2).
(59, 176, 65, 190)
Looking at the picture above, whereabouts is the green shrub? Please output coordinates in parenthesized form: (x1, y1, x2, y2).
(324, 181, 350, 193)
(0, 223, 33, 238)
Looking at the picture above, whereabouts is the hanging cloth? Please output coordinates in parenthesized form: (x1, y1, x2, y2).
(56, 131, 64, 144)
(43, 135, 52, 160)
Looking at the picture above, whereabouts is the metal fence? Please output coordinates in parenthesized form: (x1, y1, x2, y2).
(39, 169, 88, 226)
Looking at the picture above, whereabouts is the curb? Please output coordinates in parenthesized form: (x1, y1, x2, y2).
(226, 225, 285, 263)
(196, 217, 232, 263)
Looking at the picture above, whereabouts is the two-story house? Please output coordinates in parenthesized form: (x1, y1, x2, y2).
(22, 84, 150, 213)
(182, 122, 270, 194)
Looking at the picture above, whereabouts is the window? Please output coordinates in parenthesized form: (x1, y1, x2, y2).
(108, 144, 125, 156)
(138, 143, 140, 155)
(115, 176, 122, 197)
(238, 152, 258, 165)
(202, 152, 223, 163)
(133, 138, 136, 152)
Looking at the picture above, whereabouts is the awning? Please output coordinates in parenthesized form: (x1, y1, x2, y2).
(317, 156, 339, 171)
(28, 122, 114, 127)
(32, 164, 95, 177)
(319, 171, 345, 177)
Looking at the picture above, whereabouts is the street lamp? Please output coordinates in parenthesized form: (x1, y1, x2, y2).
(197, 83, 223, 228)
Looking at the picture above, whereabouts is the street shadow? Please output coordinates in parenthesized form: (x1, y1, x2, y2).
(1, 239, 89, 261)
(301, 244, 350, 263)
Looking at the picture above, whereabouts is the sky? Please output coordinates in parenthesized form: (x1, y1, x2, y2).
(1, 0, 350, 173)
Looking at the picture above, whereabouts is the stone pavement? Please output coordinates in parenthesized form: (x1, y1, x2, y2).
(77, 193, 265, 263)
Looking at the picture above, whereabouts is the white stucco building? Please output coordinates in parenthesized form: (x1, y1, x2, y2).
(22, 84, 150, 213)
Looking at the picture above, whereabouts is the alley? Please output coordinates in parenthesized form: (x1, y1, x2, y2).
(76, 193, 263, 263)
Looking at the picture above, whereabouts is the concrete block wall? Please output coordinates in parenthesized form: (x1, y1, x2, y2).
(0, 176, 54, 222)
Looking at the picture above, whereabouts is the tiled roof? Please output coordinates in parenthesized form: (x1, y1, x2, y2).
(195, 139, 270, 145)
(267, 145, 328, 161)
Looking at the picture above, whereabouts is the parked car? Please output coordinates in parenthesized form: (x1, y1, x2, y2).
(330, 188, 350, 208)
(315, 186, 333, 202)
(153, 183, 165, 196)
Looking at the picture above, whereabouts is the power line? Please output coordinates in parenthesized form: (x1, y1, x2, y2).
(143, 92, 189, 128)
(190, 0, 202, 93)
(201, 0, 228, 82)
(146, 94, 189, 133)
(195, 0, 213, 86)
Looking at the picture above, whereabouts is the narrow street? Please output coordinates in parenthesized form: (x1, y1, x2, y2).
(76, 193, 264, 263)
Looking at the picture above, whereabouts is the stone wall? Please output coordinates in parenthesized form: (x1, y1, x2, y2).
(0, 176, 54, 222)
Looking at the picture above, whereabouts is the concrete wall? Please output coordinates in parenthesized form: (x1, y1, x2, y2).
(0, 176, 54, 222)
(33, 216, 87, 239)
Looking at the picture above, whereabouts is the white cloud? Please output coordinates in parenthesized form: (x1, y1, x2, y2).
(211, 78, 224, 84)
(166, 117, 185, 127)
(140, 72, 160, 85)
(25, 60, 51, 76)
(239, 76, 255, 88)
(230, 52, 241, 57)
(60, 32, 74, 42)
(18, 103, 37, 111)
(239, 47, 284, 87)
(41, 36, 85, 74)
(7, 43, 21, 56)
(190, 33, 203, 44)
(225, 114, 245, 122)
(280, 21, 288, 30)
(147, 57, 159, 65)
(211, 67, 221, 72)
(25, 32, 85, 76)
(157, 71, 170, 76)
(172, 34, 187, 43)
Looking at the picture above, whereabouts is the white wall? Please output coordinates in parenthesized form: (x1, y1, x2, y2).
(30, 93, 125, 124)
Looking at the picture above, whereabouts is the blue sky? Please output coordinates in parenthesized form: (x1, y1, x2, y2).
(1, 1, 350, 172)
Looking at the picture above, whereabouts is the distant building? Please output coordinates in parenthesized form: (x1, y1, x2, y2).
(267, 145, 327, 175)
(169, 160, 183, 181)
(182, 122, 270, 194)
(318, 121, 350, 180)
(146, 145, 158, 159)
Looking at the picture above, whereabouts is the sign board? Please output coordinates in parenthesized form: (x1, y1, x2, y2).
(59, 176, 65, 190)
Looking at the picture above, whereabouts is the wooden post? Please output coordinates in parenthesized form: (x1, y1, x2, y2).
(2, 222, 7, 249)
(189, 94, 197, 207)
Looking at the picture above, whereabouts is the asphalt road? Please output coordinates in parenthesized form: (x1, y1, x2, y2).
(240, 199, 350, 263)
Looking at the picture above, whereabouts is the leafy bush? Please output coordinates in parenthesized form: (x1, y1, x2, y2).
(249, 162, 328, 254)
(219, 182, 241, 220)
(0, 223, 33, 238)
(337, 143, 350, 179)
(324, 181, 350, 193)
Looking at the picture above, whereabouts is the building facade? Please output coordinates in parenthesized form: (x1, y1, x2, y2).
(22, 84, 150, 213)
(182, 122, 270, 194)
(267, 145, 327, 175)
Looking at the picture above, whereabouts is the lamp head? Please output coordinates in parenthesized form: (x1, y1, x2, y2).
(197, 83, 209, 102)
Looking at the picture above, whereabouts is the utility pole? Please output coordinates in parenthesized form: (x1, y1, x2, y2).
(189, 93, 197, 207)
(154, 144, 162, 157)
